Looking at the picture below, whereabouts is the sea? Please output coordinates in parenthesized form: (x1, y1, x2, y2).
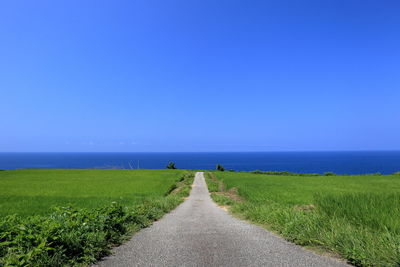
(1, 151, 400, 174)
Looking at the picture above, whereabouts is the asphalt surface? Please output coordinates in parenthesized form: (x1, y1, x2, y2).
(96, 172, 348, 267)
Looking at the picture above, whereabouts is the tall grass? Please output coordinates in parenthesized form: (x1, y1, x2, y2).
(209, 171, 400, 266)
(0, 170, 194, 266)
(316, 193, 400, 233)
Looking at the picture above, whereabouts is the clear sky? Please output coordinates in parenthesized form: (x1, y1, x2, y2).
(1, 0, 399, 152)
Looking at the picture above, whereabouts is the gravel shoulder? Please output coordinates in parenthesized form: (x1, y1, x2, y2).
(95, 172, 348, 267)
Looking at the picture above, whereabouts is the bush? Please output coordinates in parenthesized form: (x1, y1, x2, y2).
(324, 172, 336, 176)
(166, 162, 176, 169)
(0, 204, 133, 266)
(216, 164, 225, 171)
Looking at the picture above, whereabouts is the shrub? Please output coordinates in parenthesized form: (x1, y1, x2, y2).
(0, 204, 132, 266)
(166, 162, 176, 169)
(323, 172, 336, 176)
(216, 164, 225, 171)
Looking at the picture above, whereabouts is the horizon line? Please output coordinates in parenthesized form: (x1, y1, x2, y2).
(1, 150, 400, 153)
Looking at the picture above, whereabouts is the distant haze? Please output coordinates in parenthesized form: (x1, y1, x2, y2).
(1, 1, 399, 152)
(1, 152, 400, 174)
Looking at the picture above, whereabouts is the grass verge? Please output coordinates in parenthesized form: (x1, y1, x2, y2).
(0, 169, 188, 217)
(0, 171, 194, 266)
(205, 171, 400, 266)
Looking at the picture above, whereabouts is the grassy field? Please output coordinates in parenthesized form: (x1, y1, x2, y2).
(0, 169, 186, 217)
(0, 169, 193, 266)
(207, 171, 400, 266)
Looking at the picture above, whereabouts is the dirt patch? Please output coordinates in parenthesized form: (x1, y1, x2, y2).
(171, 181, 184, 194)
(294, 204, 315, 212)
(213, 188, 243, 202)
(171, 175, 192, 194)
(208, 173, 244, 202)
(171, 187, 181, 194)
(226, 187, 243, 202)
(209, 173, 225, 192)
(219, 205, 230, 212)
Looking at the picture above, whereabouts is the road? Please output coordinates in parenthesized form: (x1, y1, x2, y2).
(96, 172, 348, 267)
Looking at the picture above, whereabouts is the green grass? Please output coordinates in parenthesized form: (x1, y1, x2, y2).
(0, 169, 186, 217)
(0, 169, 194, 266)
(208, 171, 400, 266)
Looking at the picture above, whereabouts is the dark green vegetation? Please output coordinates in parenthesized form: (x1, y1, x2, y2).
(206, 171, 400, 266)
(216, 164, 225, 171)
(166, 162, 177, 169)
(0, 169, 194, 266)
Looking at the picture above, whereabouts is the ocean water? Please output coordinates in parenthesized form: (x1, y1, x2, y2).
(1, 152, 400, 174)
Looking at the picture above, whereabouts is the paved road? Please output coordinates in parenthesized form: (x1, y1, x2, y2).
(96, 172, 348, 267)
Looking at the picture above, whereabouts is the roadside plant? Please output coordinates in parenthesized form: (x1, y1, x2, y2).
(166, 162, 176, 169)
(216, 164, 225, 171)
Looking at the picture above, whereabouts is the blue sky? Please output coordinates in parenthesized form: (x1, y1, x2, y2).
(1, 0, 399, 152)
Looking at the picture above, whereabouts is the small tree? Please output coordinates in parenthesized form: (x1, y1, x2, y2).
(166, 162, 176, 169)
(216, 164, 225, 171)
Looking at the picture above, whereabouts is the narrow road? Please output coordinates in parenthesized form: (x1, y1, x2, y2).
(96, 172, 347, 267)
